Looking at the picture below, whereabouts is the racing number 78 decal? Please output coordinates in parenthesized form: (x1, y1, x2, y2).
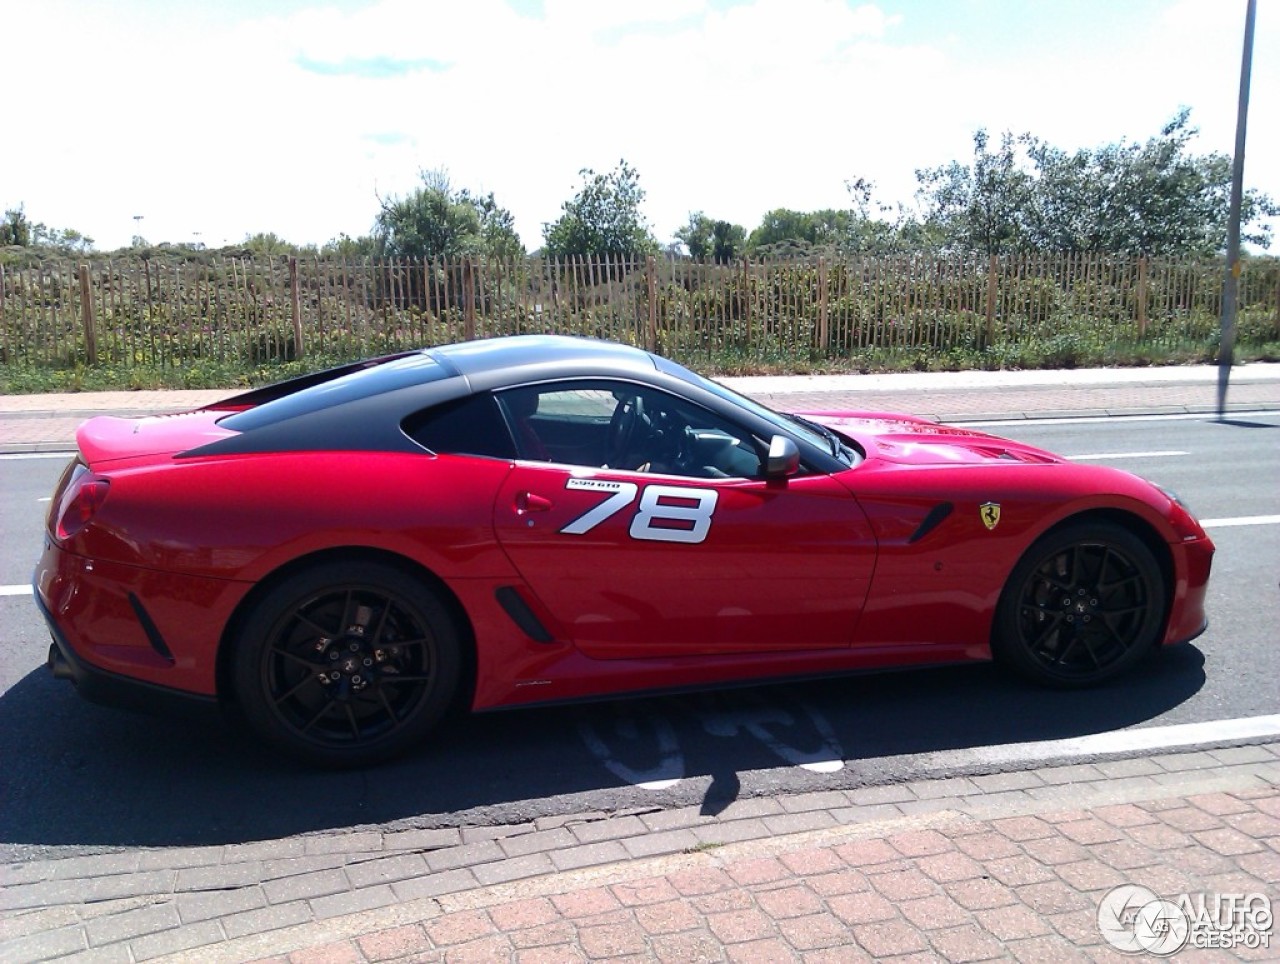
(559, 478, 719, 544)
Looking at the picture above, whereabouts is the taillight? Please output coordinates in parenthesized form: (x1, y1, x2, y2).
(52, 462, 110, 541)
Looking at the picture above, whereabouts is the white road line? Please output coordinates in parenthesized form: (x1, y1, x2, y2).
(1065, 451, 1188, 460)
(955, 410, 1279, 428)
(1, 585, 32, 596)
(973, 715, 1280, 766)
(911, 715, 1280, 775)
(1201, 514, 1280, 528)
(0, 452, 75, 460)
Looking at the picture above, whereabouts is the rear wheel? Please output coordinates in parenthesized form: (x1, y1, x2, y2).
(993, 522, 1166, 687)
(233, 561, 460, 766)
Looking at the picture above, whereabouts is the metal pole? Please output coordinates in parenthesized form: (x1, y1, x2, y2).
(1217, 0, 1256, 418)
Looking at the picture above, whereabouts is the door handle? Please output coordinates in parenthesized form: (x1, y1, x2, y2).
(515, 491, 553, 514)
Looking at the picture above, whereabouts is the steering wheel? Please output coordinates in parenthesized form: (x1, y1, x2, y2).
(607, 395, 645, 468)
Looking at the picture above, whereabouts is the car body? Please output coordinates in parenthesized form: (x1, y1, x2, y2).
(35, 335, 1214, 764)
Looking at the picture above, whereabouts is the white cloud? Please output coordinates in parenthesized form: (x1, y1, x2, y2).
(4, 0, 1275, 252)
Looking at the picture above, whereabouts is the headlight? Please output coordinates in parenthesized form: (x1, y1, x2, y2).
(1151, 480, 1189, 511)
(1150, 480, 1206, 541)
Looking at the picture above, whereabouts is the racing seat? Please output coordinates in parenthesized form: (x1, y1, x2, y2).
(507, 391, 551, 461)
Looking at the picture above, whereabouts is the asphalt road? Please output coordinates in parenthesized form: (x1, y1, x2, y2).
(1, 412, 1277, 862)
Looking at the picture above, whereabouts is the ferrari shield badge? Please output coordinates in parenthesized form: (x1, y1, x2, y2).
(980, 502, 1001, 530)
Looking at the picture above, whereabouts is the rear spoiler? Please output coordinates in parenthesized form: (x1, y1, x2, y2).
(76, 412, 237, 465)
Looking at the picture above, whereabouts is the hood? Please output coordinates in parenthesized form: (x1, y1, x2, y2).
(800, 410, 1064, 466)
(77, 410, 238, 466)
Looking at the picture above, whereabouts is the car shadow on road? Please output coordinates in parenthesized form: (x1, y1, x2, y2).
(0, 644, 1206, 852)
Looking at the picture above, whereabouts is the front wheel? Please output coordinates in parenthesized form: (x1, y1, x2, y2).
(992, 522, 1167, 687)
(233, 561, 461, 766)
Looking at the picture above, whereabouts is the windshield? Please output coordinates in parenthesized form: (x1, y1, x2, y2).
(680, 369, 857, 466)
(781, 412, 860, 463)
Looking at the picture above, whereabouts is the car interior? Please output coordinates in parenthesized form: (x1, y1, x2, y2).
(499, 383, 765, 478)
(403, 381, 769, 479)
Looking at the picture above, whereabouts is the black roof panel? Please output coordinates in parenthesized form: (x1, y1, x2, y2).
(429, 335, 658, 389)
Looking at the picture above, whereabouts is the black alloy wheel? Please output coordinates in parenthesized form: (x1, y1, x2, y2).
(993, 522, 1167, 687)
(234, 561, 460, 766)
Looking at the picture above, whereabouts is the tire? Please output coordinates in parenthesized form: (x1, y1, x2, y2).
(992, 522, 1167, 688)
(232, 560, 461, 766)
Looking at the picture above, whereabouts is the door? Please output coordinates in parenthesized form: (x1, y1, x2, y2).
(491, 382, 876, 659)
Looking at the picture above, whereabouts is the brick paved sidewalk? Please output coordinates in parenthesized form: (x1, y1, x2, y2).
(288, 782, 1278, 964)
(3, 745, 1277, 962)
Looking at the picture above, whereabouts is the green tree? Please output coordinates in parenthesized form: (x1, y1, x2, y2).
(843, 178, 936, 255)
(374, 170, 524, 262)
(242, 232, 297, 256)
(914, 130, 1035, 256)
(746, 208, 853, 257)
(914, 112, 1277, 257)
(32, 225, 94, 254)
(676, 212, 713, 260)
(709, 219, 747, 264)
(1, 207, 33, 246)
(1, 205, 94, 253)
(676, 212, 746, 263)
(542, 160, 656, 260)
(321, 233, 376, 258)
(467, 189, 525, 261)
(1024, 109, 1277, 255)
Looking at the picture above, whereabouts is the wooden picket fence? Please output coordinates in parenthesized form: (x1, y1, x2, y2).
(1, 252, 1277, 373)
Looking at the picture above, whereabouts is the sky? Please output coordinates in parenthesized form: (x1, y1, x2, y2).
(3, 0, 1276, 253)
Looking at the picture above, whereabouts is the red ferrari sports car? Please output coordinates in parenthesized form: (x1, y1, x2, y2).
(36, 336, 1214, 765)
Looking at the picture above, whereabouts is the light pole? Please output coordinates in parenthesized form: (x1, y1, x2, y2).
(1217, 0, 1256, 419)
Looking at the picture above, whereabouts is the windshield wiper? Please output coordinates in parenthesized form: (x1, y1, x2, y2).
(784, 413, 842, 458)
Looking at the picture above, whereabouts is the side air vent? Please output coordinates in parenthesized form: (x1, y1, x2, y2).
(495, 587, 554, 643)
(128, 593, 176, 663)
(908, 502, 954, 543)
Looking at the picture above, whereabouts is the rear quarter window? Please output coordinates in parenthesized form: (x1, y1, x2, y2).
(403, 394, 516, 459)
(220, 353, 447, 432)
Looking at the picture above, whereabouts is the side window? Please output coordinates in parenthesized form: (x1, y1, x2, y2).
(497, 382, 764, 479)
(497, 386, 614, 465)
(531, 388, 617, 419)
(403, 394, 516, 459)
(648, 394, 764, 479)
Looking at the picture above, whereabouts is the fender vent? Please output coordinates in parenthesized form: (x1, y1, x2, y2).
(908, 502, 954, 543)
(495, 587, 554, 643)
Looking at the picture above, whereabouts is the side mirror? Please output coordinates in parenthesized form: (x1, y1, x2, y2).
(765, 435, 800, 480)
